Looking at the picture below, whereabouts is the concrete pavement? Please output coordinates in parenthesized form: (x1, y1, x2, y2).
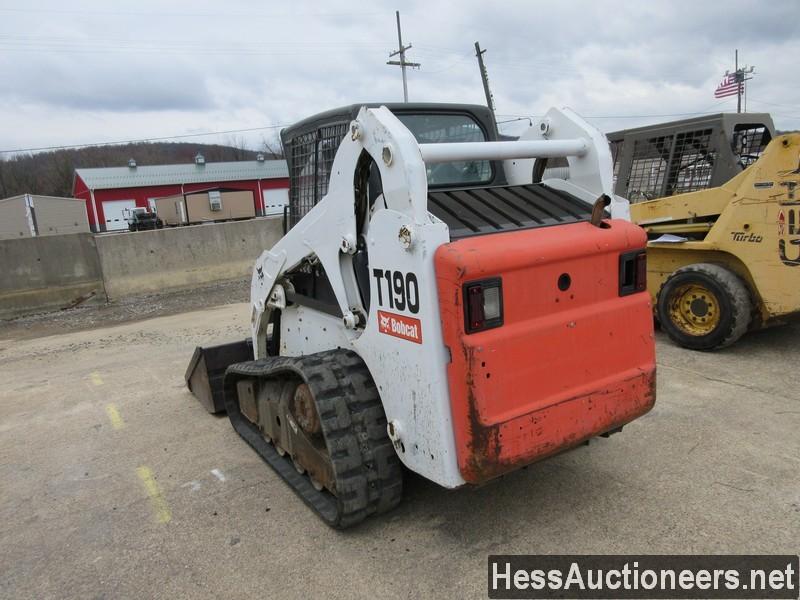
(0, 304, 797, 599)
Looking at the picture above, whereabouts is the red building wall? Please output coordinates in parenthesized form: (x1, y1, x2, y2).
(73, 175, 289, 231)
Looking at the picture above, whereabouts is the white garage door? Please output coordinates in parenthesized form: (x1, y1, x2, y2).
(262, 188, 289, 217)
(102, 199, 136, 231)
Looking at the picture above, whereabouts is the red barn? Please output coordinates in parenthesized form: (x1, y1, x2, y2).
(73, 154, 289, 231)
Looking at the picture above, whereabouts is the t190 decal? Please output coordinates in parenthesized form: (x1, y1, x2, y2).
(372, 269, 420, 313)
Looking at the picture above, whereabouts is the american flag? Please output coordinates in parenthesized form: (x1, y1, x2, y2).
(714, 73, 742, 98)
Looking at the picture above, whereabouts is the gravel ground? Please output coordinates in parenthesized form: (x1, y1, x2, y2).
(0, 300, 797, 599)
(0, 279, 249, 341)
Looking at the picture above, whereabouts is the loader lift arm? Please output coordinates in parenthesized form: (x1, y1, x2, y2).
(249, 106, 616, 358)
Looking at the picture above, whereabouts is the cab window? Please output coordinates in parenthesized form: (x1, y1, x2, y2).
(397, 114, 492, 187)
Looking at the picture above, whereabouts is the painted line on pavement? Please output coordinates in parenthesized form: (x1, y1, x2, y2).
(136, 466, 172, 524)
(105, 403, 125, 430)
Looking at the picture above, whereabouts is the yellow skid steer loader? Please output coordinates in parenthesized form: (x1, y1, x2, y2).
(628, 129, 800, 349)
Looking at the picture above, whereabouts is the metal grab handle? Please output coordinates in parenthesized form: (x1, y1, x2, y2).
(417, 139, 589, 163)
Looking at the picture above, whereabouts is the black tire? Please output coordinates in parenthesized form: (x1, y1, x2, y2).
(657, 263, 752, 351)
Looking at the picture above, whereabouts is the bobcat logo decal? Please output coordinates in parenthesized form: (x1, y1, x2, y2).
(377, 310, 422, 344)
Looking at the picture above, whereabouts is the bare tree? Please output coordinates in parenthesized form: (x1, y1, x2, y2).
(0, 141, 261, 198)
(0, 159, 8, 198)
(225, 135, 251, 161)
(260, 133, 284, 159)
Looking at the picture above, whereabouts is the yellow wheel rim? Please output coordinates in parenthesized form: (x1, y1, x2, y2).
(667, 283, 721, 336)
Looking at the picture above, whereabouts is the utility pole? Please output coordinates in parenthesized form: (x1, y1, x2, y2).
(733, 49, 755, 114)
(387, 11, 420, 102)
(736, 49, 741, 113)
(474, 41, 495, 114)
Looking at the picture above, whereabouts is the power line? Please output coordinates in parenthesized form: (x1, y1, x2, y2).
(495, 109, 738, 121)
(0, 46, 382, 57)
(0, 36, 387, 57)
(0, 7, 385, 19)
(6, 105, 798, 157)
(413, 51, 472, 74)
(496, 117, 533, 125)
(0, 124, 290, 155)
(0, 34, 386, 48)
(585, 111, 725, 119)
(747, 98, 799, 110)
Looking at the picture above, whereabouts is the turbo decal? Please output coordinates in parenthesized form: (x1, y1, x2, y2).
(731, 231, 763, 243)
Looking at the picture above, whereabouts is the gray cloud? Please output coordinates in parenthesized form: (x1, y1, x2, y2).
(0, 0, 797, 154)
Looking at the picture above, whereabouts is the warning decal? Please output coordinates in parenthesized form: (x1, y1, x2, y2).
(377, 310, 423, 344)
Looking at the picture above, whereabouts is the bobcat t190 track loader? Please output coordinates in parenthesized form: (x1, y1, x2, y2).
(186, 103, 656, 528)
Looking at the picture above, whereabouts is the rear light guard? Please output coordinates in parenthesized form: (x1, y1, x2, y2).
(463, 277, 504, 333)
(619, 250, 647, 296)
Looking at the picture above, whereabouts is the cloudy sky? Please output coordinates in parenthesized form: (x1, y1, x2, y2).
(1, 0, 798, 155)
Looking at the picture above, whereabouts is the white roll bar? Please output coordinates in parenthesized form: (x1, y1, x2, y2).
(418, 139, 589, 163)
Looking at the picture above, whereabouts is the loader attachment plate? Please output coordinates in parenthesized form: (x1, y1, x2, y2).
(185, 339, 253, 413)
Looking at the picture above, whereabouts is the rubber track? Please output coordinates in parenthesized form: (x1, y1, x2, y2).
(223, 350, 403, 529)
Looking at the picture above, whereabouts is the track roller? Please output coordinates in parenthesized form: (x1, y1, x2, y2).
(223, 349, 403, 529)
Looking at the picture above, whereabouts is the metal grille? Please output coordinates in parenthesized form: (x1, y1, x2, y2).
(288, 131, 317, 227)
(628, 135, 672, 202)
(287, 122, 349, 227)
(732, 125, 771, 167)
(428, 183, 592, 240)
(316, 123, 348, 205)
(666, 128, 715, 195)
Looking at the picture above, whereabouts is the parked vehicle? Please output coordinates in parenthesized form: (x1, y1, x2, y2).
(627, 128, 800, 349)
(125, 207, 163, 232)
(185, 102, 656, 528)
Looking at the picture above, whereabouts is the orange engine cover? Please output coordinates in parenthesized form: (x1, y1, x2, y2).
(435, 220, 656, 484)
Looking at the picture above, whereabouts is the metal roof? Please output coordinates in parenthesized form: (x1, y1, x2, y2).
(606, 112, 774, 141)
(74, 159, 288, 190)
(0, 193, 84, 204)
(282, 102, 496, 140)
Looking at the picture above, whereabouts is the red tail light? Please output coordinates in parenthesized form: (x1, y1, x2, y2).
(463, 278, 503, 333)
(619, 250, 647, 296)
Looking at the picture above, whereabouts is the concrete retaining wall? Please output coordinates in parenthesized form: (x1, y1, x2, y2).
(0, 218, 283, 319)
(0, 233, 106, 319)
(94, 218, 282, 300)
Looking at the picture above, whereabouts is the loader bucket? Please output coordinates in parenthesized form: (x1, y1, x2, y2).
(185, 339, 253, 414)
